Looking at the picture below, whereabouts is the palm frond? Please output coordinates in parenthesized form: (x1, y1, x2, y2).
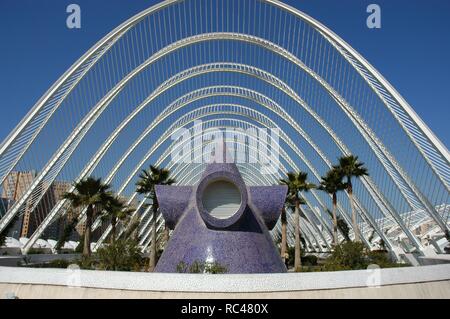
(280, 171, 316, 205)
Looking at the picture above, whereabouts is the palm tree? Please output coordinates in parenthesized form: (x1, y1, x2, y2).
(63, 177, 112, 257)
(319, 168, 346, 246)
(121, 214, 140, 242)
(334, 210, 351, 242)
(334, 155, 369, 242)
(102, 196, 135, 244)
(55, 214, 78, 252)
(280, 206, 288, 263)
(280, 172, 315, 272)
(279, 194, 295, 265)
(136, 165, 175, 271)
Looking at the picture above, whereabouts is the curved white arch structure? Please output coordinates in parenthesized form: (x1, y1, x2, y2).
(0, 0, 448, 257)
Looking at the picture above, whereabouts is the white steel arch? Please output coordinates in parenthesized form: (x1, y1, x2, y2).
(95, 115, 377, 252)
(1, 34, 447, 238)
(140, 133, 331, 252)
(20, 82, 421, 254)
(0, 0, 448, 257)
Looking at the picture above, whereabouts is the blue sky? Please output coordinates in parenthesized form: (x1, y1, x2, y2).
(0, 0, 449, 148)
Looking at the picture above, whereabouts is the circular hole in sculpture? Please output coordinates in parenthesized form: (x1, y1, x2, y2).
(202, 180, 242, 219)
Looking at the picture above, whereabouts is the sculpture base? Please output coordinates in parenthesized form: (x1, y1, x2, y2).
(155, 207, 286, 274)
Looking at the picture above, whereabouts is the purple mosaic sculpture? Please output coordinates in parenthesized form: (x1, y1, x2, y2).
(154, 143, 288, 273)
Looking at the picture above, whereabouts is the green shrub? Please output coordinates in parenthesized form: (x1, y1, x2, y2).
(204, 261, 228, 274)
(26, 259, 72, 269)
(321, 242, 401, 271)
(285, 246, 318, 268)
(298, 265, 323, 272)
(77, 255, 96, 270)
(176, 260, 228, 274)
(27, 248, 45, 255)
(96, 239, 144, 271)
(75, 234, 84, 253)
(322, 242, 367, 271)
(176, 261, 188, 273)
(188, 260, 204, 273)
(301, 255, 318, 266)
(18, 239, 144, 271)
(47, 259, 71, 268)
(368, 250, 401, 268)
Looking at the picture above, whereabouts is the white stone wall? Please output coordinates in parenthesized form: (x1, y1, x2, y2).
(0, 264, 449, 298)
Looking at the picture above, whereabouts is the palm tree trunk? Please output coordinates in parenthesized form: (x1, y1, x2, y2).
(110, 218, 116, 244)
(148, 206, 157, 272)
(280, 207, 287, 263)
(84, 205, 93, 257)
(332, 192, 338, 246)
(163, 223, 170, 248)
(111, 217, 117, 270)
(294, 202, 302, 272)
(348, 179, 360, 242)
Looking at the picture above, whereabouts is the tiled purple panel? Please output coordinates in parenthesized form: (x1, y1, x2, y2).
(248, 186, 288, 230)
(155, 186, 193, 229)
